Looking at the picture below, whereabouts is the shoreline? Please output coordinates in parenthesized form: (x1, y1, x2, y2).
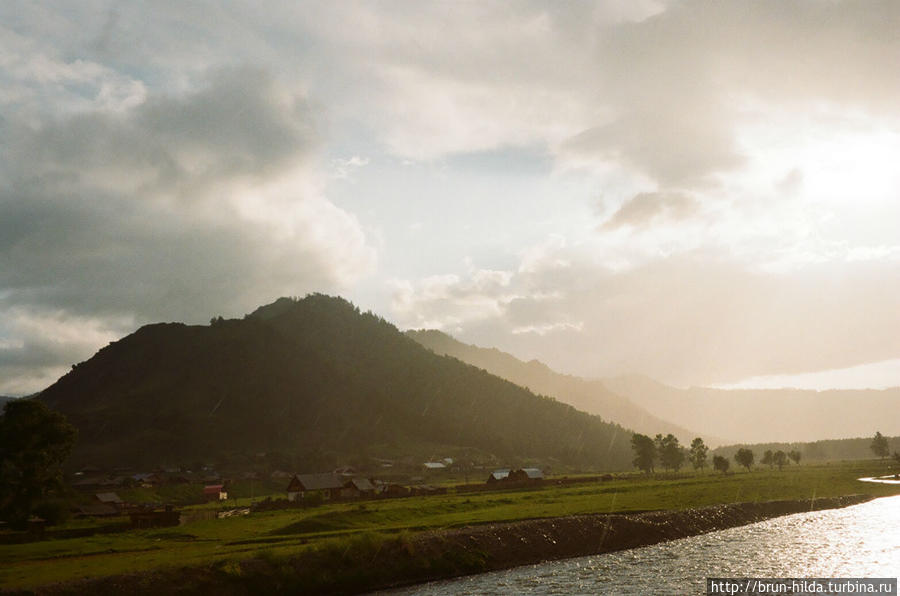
(376, 494, 874, 593)
(16, 494, 874, 595)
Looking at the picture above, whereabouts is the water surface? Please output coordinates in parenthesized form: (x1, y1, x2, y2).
(386, 495, 900, 595)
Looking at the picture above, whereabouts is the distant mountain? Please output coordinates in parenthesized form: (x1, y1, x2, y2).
(406, 330, 719, 446)
(0, 395, 16, 407)
(39, 295, 635, 470)
(603, 375, 900, 444)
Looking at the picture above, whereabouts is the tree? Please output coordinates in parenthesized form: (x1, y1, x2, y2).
(689, 438, 708, 471)
(772, 450, 788, 471)
(631, 433, 657, 474)
(788, 450, 801, 465)
(893, 451, 900, 466)
(713, 455, 730, 474)
(734, 448, 754, 472)
(871, 431, 890, 460)
(655, 434, 685, 473)
(0, 400, 77, 529)
(761, 450, 774, 469)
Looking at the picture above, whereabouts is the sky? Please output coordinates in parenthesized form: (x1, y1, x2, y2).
(2, 1, 900, 395)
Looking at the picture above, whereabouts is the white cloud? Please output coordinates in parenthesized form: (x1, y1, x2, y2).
(4, 0, 900, 391)
(390, 237, 900, 387)
(331, 155, 370, 180)
(601, 191, 699, 230)
(0, 307, 133, 395)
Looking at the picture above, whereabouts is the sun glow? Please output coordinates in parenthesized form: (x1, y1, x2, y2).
(724, 105, 900, 269)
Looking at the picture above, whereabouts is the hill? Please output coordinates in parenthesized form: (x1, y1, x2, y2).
(406, 329, 719, 446)
(39, 295, 635, 470)
(603, 375, 900, 444)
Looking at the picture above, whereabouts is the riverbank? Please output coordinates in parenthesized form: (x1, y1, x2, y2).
(16, 494, 872, 595)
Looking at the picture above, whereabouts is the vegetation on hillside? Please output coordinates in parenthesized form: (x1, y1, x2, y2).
(39, 295, 635, 471)
(407, 329, 713, 445)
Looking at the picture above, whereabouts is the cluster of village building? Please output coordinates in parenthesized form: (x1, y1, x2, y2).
(67, 463, 548, 525)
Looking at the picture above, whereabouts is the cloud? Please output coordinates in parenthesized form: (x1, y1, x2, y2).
(562, 1, 900, 186)
(390, 268, 516, 331)
(601, 191, 699, 230)
(282, 0, 900, 197)
(775, 168, 803, 195)
(390, 238, 900, 387)
(9, 2, 900, 180)
(3, 68, 314, 196)
(331, 155, 369, 180)
(0, 67, 375, 393)
(0, 308, 131, 396)
(4, 1, 900, 392)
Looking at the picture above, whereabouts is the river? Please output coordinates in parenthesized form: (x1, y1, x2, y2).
(386, 495, 900, 595)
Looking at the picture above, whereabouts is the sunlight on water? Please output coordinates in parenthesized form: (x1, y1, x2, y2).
(386, 496, 900, 595)
(860, 476, 900, 485)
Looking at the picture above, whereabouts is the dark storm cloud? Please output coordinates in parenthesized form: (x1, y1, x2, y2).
(0, 67, 373, 392)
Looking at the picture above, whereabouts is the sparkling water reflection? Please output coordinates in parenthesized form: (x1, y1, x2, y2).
(386, 495, 900, 595)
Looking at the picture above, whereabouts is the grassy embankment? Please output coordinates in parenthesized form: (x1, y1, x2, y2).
(2, 459, 899, 591)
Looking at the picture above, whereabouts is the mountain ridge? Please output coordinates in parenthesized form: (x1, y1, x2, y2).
(39, 294, 636, 471)
(406, 329, 720, 446)
(602, 375, 900, 444)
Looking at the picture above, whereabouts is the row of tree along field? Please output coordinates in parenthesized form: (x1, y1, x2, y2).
(630, 431, 899, 475)
(711, 432, 900, 463)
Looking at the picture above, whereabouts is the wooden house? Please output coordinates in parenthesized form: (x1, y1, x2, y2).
(486, 469, 510, 483)
(286, 473, 344, 501)
(95, 492, 124, 512)
(507, 468, 544, 482)
(132, 473, 163, 487)
(129, 505, 180, 528)
(340, 477, 376, 500)
(203, 484, 227, 502)
(521, 468, 544, 480)
(75, 503, 119, 518)
(487, 467, 543, 485)
(376, 483, 410, 498)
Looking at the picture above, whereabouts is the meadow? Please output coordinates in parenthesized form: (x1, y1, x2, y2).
(2, 459, 899, 590)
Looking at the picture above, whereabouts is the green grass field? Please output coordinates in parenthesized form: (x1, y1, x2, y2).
(2, 460, 899, 590)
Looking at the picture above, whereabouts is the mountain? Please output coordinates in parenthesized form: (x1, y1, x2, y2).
(406, 330, 719, 446)
(603, 375, 900, 444)
(39, 295, 635, 470)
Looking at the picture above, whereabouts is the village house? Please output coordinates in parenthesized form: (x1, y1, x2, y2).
(486, 468, 510, 482)
(202, 484, 228, 502)
(74, 503, 119, 518)
(286, 473, 344, 501)
(132, 472, 163, 488)
(487, 468, 544, 484)
(95, 492, 124, 512)
(72, 475, 124, 492)
(129, 505, 180, 528)
(375, 482, 410, 498)
(517, 468, 545, 481)
(339, 477, 376, 500)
